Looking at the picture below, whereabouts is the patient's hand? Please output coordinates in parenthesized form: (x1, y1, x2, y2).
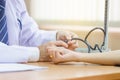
(47, 47, 77, 64)
(38, 41, 68, 62)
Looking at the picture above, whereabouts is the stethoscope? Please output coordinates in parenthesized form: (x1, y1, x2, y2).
(65, 0, 109, 53)
(68, 27, 106, 53)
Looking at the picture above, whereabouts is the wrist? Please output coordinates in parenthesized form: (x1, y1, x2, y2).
(27, 47, 39, 62)
(38, 46, 45, 62)
(73, 52, 79, 62)
(38, 45, 51, 62)
(37, 47, 41, 62)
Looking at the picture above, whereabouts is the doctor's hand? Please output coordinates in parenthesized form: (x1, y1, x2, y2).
(56, 30, 79, 50)
(47, 46, 77, 64)
(38, 41, 68, 62)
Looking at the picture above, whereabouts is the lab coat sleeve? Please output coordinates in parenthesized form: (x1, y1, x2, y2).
(18, 0, 57, 47)
(0, 42, 39, 63)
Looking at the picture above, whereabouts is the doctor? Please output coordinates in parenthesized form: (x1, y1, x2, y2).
(0, 0, 78, 63)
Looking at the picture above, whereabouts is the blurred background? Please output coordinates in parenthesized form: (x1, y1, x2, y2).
(25, 0, 120, 50)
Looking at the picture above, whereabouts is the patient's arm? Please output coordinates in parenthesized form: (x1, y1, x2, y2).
(75, 50, 120, 65)
(48, 47, 120, 65)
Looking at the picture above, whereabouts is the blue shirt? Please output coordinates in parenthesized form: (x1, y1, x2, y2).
(0, 0, 56, 63)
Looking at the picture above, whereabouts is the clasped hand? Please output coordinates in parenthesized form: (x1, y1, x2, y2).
(38, 30, 78, 62)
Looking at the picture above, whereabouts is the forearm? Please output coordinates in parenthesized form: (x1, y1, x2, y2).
(0, 43, 39, 63)
(74, 50, 120, 65)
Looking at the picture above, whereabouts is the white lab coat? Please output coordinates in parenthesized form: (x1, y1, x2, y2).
(0, 0, 56, 63)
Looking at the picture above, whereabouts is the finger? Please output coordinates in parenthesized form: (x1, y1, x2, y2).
(68, 40, 76, 45)
(67, 33, 78, 44)
(60, 31, 72, 40)
(47, 47, 53, 54)
(49, 50, 56, 59)
(54, 51, 73, 64)
(68, 44, 78, 50)
(68, 40, 78, 47)
(47, 48, 53, 58)
(47, 47, 61, 54)
(54, 41, 68, 48)
(52, 51, 56, 59)
(47, 47, 62, 60)
(53, 51, 64, 64)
